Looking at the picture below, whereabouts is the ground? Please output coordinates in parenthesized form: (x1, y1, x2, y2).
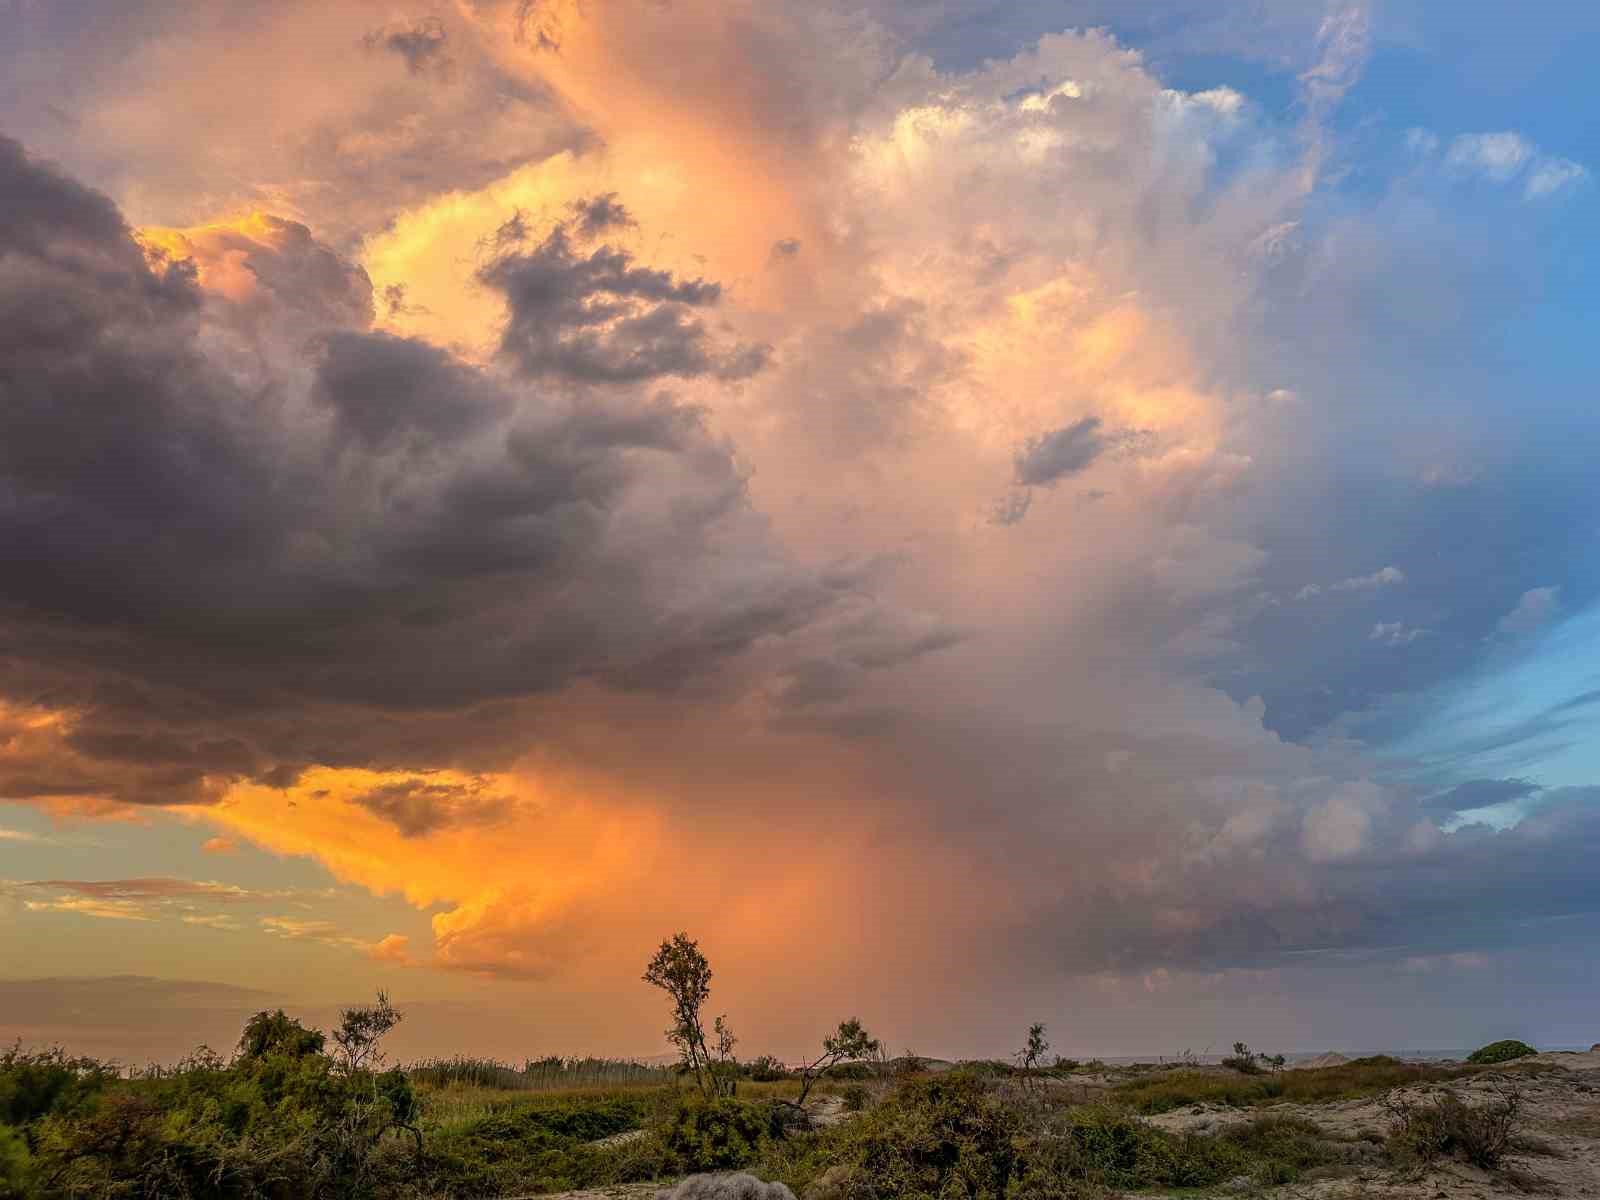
(533, 1054, 1600, 1200)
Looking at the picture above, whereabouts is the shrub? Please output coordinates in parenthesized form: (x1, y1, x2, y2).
(1468, 1040, 1537, 1065)
(0, 1045, 112, 1127)
(841, 1085, 870, 1112)
(658, 1095, 783, 1173)
(746, 1056, 789, 1083)
(1385, 1088, 1522, 1172)
(1221, 1042, 1263, 1074)
(0, 1122, 32, 1199)
(802, 1071, 1024, 1198)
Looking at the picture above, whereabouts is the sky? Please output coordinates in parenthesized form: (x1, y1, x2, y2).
(1, 0, 1598, 1064)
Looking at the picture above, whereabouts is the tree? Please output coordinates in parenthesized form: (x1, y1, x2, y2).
(644, 933, 734, 1099)
(795, 1018, 881, 1107)
(333, 990, 403, 1074)
(236, 1009, 325, 1060)
(1016, 1022, 1050, 1095)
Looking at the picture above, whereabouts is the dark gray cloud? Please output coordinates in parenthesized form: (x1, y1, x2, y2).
(568, 193, 635, 239)
(350, 778, 510, 838)
(365, 17, 451, 76)
(1013, 417, 1153, 488)
(483, 224, 770, 383)
(0, 138, 906, 805)
(1420, 778, 1542, 814)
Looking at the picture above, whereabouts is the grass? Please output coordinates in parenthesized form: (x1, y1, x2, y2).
(409, 1054, 672, 1092)
(1112, 1055, 1493, 1113)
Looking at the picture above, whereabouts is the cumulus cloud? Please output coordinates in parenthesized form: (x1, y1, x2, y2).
(3, 0, 1600, 1057)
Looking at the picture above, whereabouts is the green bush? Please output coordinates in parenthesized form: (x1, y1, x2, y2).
(658, 1095, 783, 1173)
(0, 1123, 32, 1200)
(1467, 1040, 1536, 1065)
(0, 1045, 112, 1127)
(841, 1084, 870, 1113)
(746, 1056, 790, 1082)
(800, 1071, 1024, 1198)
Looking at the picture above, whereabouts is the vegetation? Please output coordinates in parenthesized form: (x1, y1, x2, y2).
(645, 933, 741, 1100)
(407, 1054, 671, 1092)
(1468, 1039, 1538, 1065)
(792, 1020, 881, 1108)
(1385, 1087, 1524, 1171)
(0, 997, 418, 1199)
(0, 937, 1554, 1199)
(1112, 1054, 1482, 1113)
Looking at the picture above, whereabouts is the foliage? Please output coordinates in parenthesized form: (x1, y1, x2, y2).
(657, 1094, 784, 1173)
(745, 1057, 789, 1083)
(645, 933, 736, 1100)
(1113, 1055, 1477, 1113)
(0, 1046, 111, 1128)
(1468, 1039, 1537, 1065)
(1385, 1088, 1523, 1172)
(408, 1054, 670, 1092)
(404, 1090, 665, 1197)
(5, 996, 417, 1200)
(795, 1020, 881, 1107)
(841, 1085, 870, 1113)
(237, 1010, 327, 1061)
(1221, 1041, 1264, 1074)
(0, 1123, 32, 1200)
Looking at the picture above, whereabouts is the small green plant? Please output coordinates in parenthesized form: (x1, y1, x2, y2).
(1467, 1039, 1537, 1065)
(840, 1083, 870, 1112)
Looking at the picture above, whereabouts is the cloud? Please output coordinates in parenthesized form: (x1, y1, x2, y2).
(364, 17, 451, 77)
(350, 778, 510, 839)
(3, 876, 297, 922)
(1295, 565, 1406, 600)
(201, 836, 239, 855)
(3, 2, 1600, 1058)
(1497, 586, 1561, 635)
(1012, 416, 1153, 487)
(1446, 132, 1534, 181)
(368, 933, 414, 965)
(1370, 621, 1426, 646)
(1426, 130, 1588, 200)
(482, 221, 770, 383)
(1421, 778, 1541, 814)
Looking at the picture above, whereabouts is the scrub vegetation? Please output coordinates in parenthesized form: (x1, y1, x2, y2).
(0, 938, 1573, 1199)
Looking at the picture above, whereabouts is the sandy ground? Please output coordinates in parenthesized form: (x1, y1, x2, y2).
(1135, 1050, 1600, 1198)
(533, 1054, 1600, 1200)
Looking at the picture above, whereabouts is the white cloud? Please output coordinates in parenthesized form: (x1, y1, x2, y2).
(1497, 586, 1561, 635)
(1525, 157, 1589, 199)
(1370, 621, 1426, 646)
(1300, 781, 1386, 862)
(1297, 565, 1405, 600)
(1446, 131, 1534, 180)
(1430, 130, 1588, 200)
